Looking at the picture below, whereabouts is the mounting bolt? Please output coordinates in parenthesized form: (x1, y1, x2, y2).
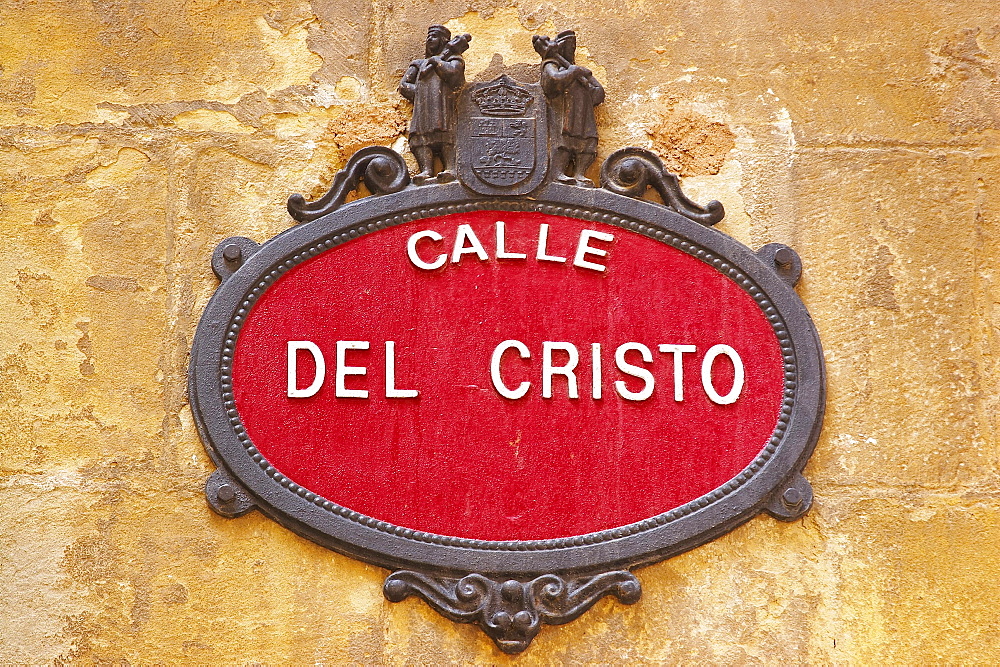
(383, 578, 407, 601)
(781, 487, 802, 509)
(217, 483, 236, 503)
(618, 579, 642, 603)
(774, 247, 794, 268)
(492, 611, 513, 629)
(222, 243, 243, 263)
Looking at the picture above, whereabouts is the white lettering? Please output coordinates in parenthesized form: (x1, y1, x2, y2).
(701, 344, 745, 405)
(658, 344, 697, 401)
(287, 341, 326, 398)
(542, 342, 579, 398)
(385, 341, 418, 398)
(495, 221, 527, 260)
(452, 224, 489, 264)
(407, 230, 446, 270)
(491, 340, 531, 399)
(573, 230, 614, 272)
(536, 224, 567, 263)
(336, 340, 369, 398)
(615, 343, 654, 401)
(592, 342, 602, 399)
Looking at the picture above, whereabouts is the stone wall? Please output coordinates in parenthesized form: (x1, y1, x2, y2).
(1, 0, 998, 662)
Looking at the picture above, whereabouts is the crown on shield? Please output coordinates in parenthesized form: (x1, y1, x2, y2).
(472, 76, 533, 117)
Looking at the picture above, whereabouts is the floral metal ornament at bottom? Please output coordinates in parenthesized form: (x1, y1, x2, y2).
(384, 571, 642, 653)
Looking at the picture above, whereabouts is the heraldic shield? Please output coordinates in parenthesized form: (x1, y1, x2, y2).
(457, 75, 549, 195)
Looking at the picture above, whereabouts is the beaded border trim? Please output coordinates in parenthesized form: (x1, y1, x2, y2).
(216, 201, 796, 552)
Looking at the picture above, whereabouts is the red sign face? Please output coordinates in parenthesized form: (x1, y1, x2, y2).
(231, 210, 785, 541)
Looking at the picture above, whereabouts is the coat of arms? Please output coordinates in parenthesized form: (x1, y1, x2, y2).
(457, 75, 548, 194)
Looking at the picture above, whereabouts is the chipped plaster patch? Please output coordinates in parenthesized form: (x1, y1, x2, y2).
(442, 8, 608, 85)
(908, 507, 937, 522)
(647, 108, 736, 176)
(312, 84, 339, 108)
(172, 108, 256, 134)
(334, 76, 363, 102)
(255, 15, 323, 92)
(444, 8, 555, 81)
(84, 148, 151, 187)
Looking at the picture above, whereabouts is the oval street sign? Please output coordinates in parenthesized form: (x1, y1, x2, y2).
(232, 209, 785, 542)
(189, 30, 825, 654)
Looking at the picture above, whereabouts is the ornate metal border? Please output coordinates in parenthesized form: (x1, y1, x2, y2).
(190, 27, 825, 652)
(190, 179, 825, 577)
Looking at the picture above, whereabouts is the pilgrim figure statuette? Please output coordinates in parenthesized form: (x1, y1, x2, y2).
(534, 31, 605, 186)
(398, 25, 472, 185)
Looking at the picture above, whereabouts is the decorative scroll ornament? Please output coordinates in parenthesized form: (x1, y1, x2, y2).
(190, 24, 825, 654)
(287, 146, 409, 223)
(384, 571, 641, 654)
(600, 147, 725, 226)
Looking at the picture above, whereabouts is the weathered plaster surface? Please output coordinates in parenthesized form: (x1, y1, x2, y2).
(1, 0, 999, 661)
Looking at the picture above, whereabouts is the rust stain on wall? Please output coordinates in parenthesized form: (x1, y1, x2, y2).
(647, 107, 736, 176)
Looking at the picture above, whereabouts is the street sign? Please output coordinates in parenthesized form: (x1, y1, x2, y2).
(189, 26, 825, 654)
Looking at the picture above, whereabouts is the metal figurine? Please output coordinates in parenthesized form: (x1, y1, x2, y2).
(398, 26, 472, 185)
(534, 31, 605, 186)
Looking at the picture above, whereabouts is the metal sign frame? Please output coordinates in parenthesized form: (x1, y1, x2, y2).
(189, 26, 826, 654)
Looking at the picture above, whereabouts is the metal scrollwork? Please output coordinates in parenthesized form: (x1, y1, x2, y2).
(287, 146, 410, 223)
(383, 570, 641, 653)
(600, 147, 725, 226)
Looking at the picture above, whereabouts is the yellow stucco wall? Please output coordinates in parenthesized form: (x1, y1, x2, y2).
(2, 0, 999, 662)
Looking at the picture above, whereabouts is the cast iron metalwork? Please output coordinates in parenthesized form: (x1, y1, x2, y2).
(398, 25, 471, 184)
(383, 570, 641, 654)
(205, 468, 256, 518)
(756, 242, 803, 286)
(600, 147, 725, 226)
(189, 27, 826, 653)
(534, 31, 605, 186)
(764, 472, 813, 521)
(211, 236, 260, 281)
(190, 184, 825, 648)
(287, 146, 410, 222)
(456, 75, 549, 195)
